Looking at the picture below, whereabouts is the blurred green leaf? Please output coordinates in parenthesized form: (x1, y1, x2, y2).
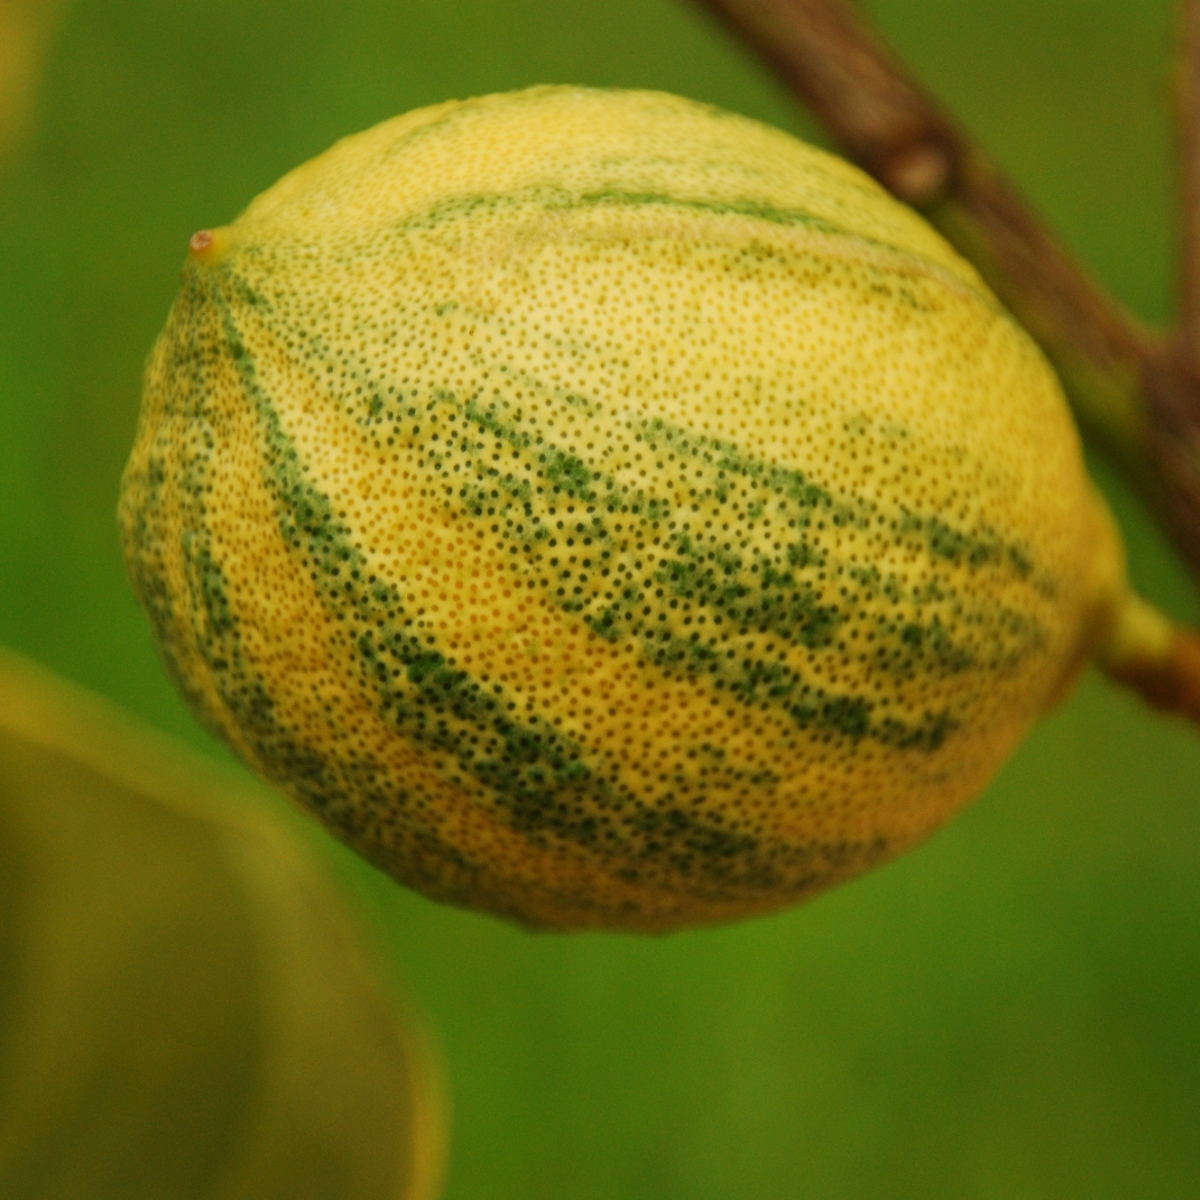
(0, 0, 67, 163)
(0, 647, 446, 1200)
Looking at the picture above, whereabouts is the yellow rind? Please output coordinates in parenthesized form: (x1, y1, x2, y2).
(120, 87, 1125, 931)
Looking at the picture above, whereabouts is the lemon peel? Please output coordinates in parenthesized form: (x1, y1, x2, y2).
(121, 87, 1137, 931)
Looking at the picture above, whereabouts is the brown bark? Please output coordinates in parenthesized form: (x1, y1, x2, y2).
(1104, 628, 1200, 724)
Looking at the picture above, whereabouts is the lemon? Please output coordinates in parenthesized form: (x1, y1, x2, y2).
(120, 87, 1128, 931)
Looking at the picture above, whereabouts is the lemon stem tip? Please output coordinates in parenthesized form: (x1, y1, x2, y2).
(1098, 592, 1200, 725)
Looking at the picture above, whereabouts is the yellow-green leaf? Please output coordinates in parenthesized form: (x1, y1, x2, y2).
(0, 647, 445, 1200)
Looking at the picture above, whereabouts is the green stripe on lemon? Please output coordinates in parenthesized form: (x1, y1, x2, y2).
(121, 87, 1128, 930)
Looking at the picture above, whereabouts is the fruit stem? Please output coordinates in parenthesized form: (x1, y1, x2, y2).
(1098, 591, 1200, 724)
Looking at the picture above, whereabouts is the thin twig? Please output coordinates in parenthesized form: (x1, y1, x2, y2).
(1105, 628, 1200, 723)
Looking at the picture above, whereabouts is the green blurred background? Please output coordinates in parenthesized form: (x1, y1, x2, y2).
(2, 0, 1198, 1196)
